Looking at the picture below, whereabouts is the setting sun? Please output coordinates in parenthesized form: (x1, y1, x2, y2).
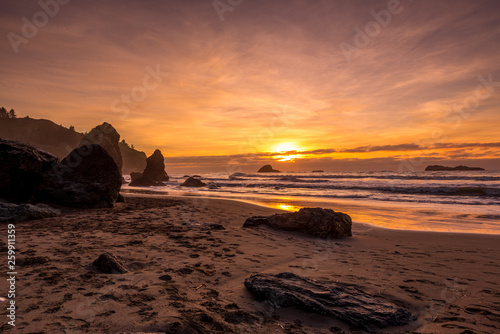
(273, 142, 298, 153)
(272, 142, 303, 162)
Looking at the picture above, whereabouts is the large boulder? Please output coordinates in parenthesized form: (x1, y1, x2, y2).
(37, 145, 122, 208)
(257, 165, 281, 173)
(0, 202, 60, 222)
(245, 272, 414, 332)
(129, 149, 169, 186)
(244, 207, 352, 239)
(0, 138, 58, 202)
(80, 122, 123, 174)
(181, 177, 206, 187)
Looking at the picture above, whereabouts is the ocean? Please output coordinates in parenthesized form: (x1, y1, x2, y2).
(122, 170, 500, 234)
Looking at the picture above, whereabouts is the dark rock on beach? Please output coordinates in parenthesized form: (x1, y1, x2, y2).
(181, 177, 206, 187)
(38, 144, 122, 208)
(129, 172, 143, 183)
(92, 252, 129, 274)
(129, 173, 161, 187)
(0, 138, 58, 202)
(244, 207, 352, 239)
(0, 202, 60, 222)
(129, 149, 169, 186)
(257, 164, 281, 173)
(425, 165, 485, 171)
(244, 272, 414, 331)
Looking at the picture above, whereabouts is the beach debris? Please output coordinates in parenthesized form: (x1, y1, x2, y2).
(0, 202, 60, 222)
(129, 149, 169, 186)
(257, 164, 281, 173)
(245, 272, 414, 331)
(181, 177, 206, 187)
(38, 144, 122, 208)
(244, 207, 352, 239)
(0, 137, 58, 202)
(92, 252, 129, 274)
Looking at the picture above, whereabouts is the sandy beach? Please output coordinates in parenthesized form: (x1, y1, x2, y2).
(1, 195, 499, 333)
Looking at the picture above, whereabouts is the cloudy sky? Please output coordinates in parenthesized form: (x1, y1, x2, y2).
(1, 0, 499, 172)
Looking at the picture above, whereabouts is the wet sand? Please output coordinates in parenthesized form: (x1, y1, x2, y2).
(1, 195, 499, 333)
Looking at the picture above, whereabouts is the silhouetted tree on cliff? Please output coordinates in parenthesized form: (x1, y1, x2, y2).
(0, 107, 17, 118)
(0, 107, 7, 118)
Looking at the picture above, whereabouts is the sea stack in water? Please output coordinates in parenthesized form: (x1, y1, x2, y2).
(0, 138, 58, 202)
(37, 145, 122, 208)
(244, 207, 352, 239)
(425, 165, 485, 171)
(257, 164, 281, 173)
(80, 122, 123, 174)
(181, 177, 206, 187)
(129, 149, 169, 186)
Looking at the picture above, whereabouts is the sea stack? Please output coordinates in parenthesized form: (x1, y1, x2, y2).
(425, 165, 485, 171)
(257, 165, 281, 173)
(129, 149, 169, 186)
(80, 122, 123, 174)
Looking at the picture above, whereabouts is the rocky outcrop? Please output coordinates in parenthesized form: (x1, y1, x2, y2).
(80, 122, 123, 174)
(37, 145, 122, 208)
(92, 252, 129, 274)
(0, 202, 60, 222)
(144, 149, 169, 181)
(0, 138, 58, 202)
(181, 177, 206, 187)
(0, 117, 147, 174)
(129, 149, 169, 186)
(244, 207, 352, 239)
(119, 141, 147, 174)
(257, 165, 281, 173)
(425, 165, 485, 171)
(245, 272, 414, 332)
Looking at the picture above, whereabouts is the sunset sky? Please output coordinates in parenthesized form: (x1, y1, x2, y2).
(1, 0, 499, 172)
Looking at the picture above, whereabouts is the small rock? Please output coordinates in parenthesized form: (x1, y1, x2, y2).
(92, 252, 129, 274)
(206, 182, 220, 189)
(181, 177, 206, 187)
(0, 202, 60, 222)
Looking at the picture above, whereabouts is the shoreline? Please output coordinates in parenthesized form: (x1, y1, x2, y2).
(122, 189, 500, 235)
(1, 195, 499, 333)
